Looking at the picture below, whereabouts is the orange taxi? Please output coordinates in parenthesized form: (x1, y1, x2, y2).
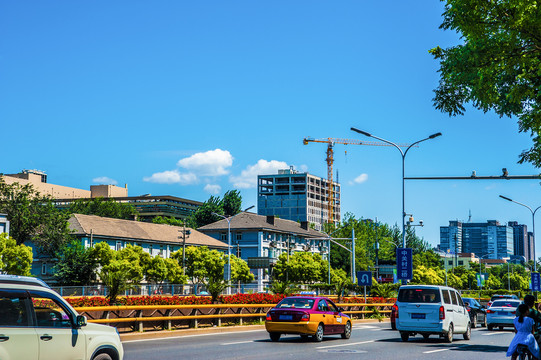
(265, 296, 351, 342)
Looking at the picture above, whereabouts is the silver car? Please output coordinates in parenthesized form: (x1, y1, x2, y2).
(486, 299, 521, 331)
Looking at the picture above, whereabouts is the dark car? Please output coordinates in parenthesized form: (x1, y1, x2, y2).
(462, 297, 487, 328)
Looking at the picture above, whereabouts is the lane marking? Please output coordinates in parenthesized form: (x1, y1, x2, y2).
(482, 332, 508, 336)
(221, 340, 254, 346)
(424, 348, 449, 354)
(316, 340, 374, 349)
(354, 325, 379, 329)
(122, 329, 265, 343)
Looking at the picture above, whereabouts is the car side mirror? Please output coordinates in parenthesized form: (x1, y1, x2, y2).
(76, 315, 87, 328)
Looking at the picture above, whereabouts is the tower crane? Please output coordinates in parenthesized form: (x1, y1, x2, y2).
(302, 137, 415, 225)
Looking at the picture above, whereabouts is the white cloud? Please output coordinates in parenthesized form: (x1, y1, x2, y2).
(143, 170, 197, 185)
(92, 176, 118, 185)
(177, 149, 233, 176)
(204, 184, 221, 194)
(230, 159, 289, 189)
(349, 173, 368, 185)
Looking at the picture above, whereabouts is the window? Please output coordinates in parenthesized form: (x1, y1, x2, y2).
(0, 290, 30, 327)
(448, 260, 452, 265)
(29, 291, 73, 328)
(398, 288, 441, 303)
(115, 241, 122, 251)
(458, 260, 464, 265)
(220, 233, 227, 241)
(456, 293, 464, 307)
(442, 290, 451, 304)
(236, 233, 242, 241)
(317, 300, 329, 312)
(450, 291, 458, 305)
(41, 263, 47, 275)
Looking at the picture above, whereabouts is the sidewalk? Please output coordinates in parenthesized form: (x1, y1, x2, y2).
(120, 318, 388, 342)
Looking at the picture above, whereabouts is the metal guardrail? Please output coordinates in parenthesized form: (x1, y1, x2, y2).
(73, 302, 394, 333)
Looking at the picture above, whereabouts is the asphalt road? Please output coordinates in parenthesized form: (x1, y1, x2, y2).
(122, 322, 515, 360)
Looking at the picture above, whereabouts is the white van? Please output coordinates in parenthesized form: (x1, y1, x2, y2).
(395, 285, 471, 342)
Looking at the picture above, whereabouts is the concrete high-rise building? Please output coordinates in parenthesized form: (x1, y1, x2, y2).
(508, 221, 532, 261)
(257, 167, 340, 231)
(440, 220, 514, 260)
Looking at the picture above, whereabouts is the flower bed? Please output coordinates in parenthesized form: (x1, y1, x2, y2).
(65, 293, 286, 307)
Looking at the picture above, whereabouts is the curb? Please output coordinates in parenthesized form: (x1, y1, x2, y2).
(120, 318, 388, 342)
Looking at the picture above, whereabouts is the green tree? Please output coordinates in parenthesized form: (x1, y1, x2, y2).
(273, 252, 326, 284)
(431, 0, 541, 166)
(152, 216, 184, 226)
(163, 257, 188, 284)
(411, 265, 444, 285)
(0, 179, 72, 255)
(67, 197, 136, 220)
(53, 240, 98, 286)
(189, 196, 223, 228)
(144, 256, 168, 284)
(223, 190, 242, 217)
(0, 233, 33, 275)
(230, 254, 254, 283)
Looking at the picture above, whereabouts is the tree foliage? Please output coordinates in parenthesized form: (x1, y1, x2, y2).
(273, 252, 327, 284)
(189, 196, 224, 228)
(53, 240, 98, 286)
(67, 197, 136, 220)
(431, 0, 541, 166)
(0, 179, 72, 255)
(152, 216, 184, 226)
(223, 190, 242, 217)
(0, 233, 33, 276)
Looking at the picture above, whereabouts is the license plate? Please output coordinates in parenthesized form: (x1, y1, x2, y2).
(279, 314, 293, 321)
(411, 313, 425, 319)
(498, 311, 508, 315)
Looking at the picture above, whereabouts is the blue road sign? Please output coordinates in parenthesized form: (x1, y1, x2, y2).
(396, 248, 413, 280)
(532, 272, 541, 291)
(357, 271, 372, 286)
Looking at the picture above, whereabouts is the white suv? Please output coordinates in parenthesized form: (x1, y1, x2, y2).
(0, 275, 124, 360)
(395, 285, 471, 343)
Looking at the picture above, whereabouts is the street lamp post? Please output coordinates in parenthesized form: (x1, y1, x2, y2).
(212, 205, 255, 294)
(499, 195, 541, 272)
(351, 128, 441, 248)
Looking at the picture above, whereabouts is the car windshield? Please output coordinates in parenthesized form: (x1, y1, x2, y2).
(491, 300, 520, 308)
(276, 298, 315, 309)
(398, 289, 441, 303)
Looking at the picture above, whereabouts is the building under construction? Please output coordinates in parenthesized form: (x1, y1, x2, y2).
(257, 166, 340, 231)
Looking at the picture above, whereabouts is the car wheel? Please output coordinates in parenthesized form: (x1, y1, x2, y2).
(92, 354, 113, 360)
(341, 321, 352, 339)
(269, 332, 281, 342)
(481, 315, 487, 327)
(472, 315, 477, 328)
(422, 334, 430, 340)
(500, 326, 504, 331)
(400, 331, 409, 342)
(445, 324, 453, 343)
(463, 323, 471, 340)
(313, 324, 324, 342)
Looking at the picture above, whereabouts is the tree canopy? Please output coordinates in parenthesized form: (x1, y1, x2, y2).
(431, 0, 541, 166)
(0, 233, 33, 276)
(67, 197, 136, 220)
(0, 179, 72, 256)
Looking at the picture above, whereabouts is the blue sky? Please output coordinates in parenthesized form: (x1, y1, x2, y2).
(1, 1, 540, 250)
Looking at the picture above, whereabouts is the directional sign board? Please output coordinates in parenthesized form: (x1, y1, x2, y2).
(532, 272, 541, 291)
(396, 248, 413, 280)
(357, 271, 372, 287)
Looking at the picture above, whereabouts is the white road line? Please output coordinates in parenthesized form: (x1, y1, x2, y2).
(423, 349, 449, 354)
(354, 325, 379, 329)
(122, 329, 265, 343)
(221, 340, 254, 346)
(482, 332, 508, 336)
(316, 340, 374, 349)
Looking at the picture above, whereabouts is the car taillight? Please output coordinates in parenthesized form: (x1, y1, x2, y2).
(439, 306, 445, 320)
(486, 309, 494, 314)
(266, 313, 272, 321)
(511, 311, 516, 315)
(394, 305, 398, 319)
(301, 313, 310, 321)
(467, 308, 471, 312)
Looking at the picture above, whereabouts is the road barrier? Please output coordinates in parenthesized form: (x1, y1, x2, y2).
(73, 302, 394, 333)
